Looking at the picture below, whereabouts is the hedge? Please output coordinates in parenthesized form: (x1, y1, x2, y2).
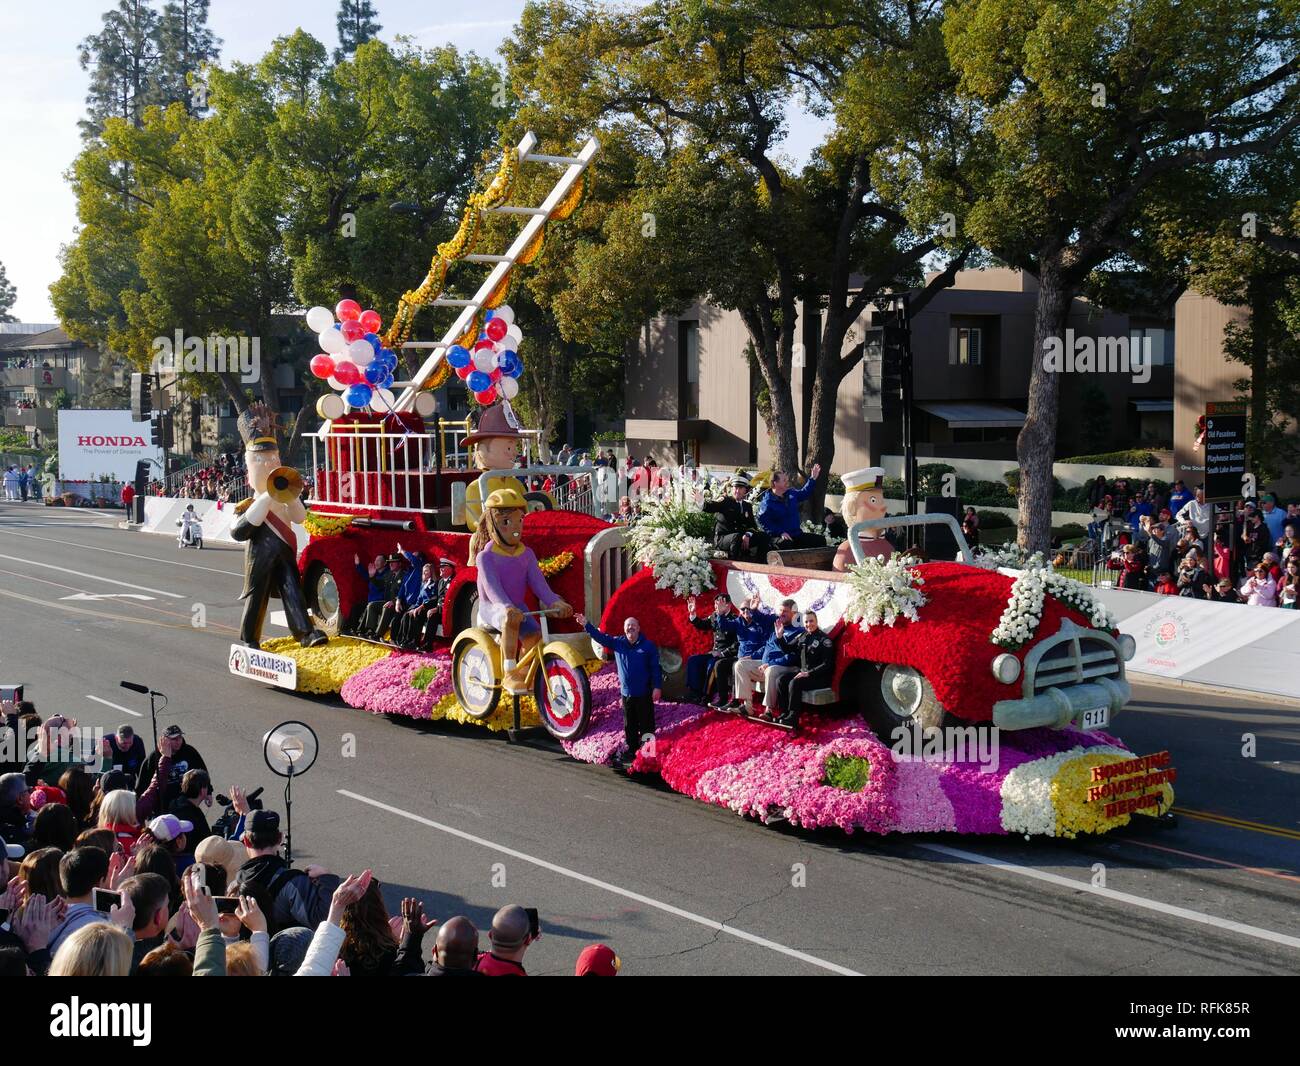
(1056, 450, 1162, 467)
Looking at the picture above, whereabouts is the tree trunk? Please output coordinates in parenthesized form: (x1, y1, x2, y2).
(1017, 264, 1073, 553)
(806, 310, 850, 516)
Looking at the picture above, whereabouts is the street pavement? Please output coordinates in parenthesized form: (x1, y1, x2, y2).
(0, 498, 1297, 976)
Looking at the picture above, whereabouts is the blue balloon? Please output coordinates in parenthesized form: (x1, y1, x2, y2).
(345, 383, 374, 408)
(466, 370, 490, 393)
(364, 332, 383, 352)
(446, 345, 470, 369)
(378, 372, 394, 390)
(379, 348, 397, 364)
(363, 362, 387, 385)
(332, 322, 342, 330)
(498, 349, 520, 376)
(484, 310, 495, 321)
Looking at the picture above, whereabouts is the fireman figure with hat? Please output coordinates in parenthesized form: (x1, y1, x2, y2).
(833, 467, 893, 571)
(461, 402, 532, 532)
(230, 403, 328, 649)
(468, 485, 572, 693)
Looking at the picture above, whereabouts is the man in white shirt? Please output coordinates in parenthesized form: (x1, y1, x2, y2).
(1175, 485, 1213, 540)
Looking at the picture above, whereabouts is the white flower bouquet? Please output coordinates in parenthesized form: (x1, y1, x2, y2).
(845, 555, 928, 628)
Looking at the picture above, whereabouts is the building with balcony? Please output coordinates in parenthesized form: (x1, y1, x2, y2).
(0, 327, 110, 446)
(625, 269, 1177, 472)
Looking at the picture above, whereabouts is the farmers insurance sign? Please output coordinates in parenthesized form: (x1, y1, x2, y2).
(57, 410, 164, 483)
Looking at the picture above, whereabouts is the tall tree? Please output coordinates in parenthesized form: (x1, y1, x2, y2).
(154, 0, 221, 114)
(78, 0, 162, 139)
(335, 0, 382, 63)
(0, 260, 16, 322)
(943, 0, 1300, 550)
(504, 0, 971, 483)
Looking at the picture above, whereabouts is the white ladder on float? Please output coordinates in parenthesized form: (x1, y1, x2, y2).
(393, 131, 601, 412)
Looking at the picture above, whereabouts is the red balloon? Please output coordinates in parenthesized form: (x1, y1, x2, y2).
(488, 368, 502, 383)
(474, 339, 495, 352)
(335, 299, 361, 322)
(485, 317, 508, 342)
(358, 309, 382, 333)
(333, 360, 362, 385)
(474, 386, 498, 405)
(309, 354, 335, 379)
(455, 364, 473, 380)
(340, 320, 365, 343)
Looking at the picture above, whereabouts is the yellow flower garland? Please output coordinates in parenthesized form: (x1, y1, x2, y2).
(538, 550, 574, 578)
(302, 510, 355, 539)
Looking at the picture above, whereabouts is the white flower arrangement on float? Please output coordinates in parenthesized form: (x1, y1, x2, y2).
(992, 567, 1117, 649)
(967, 541, 1048, 571)
(640, 527, 718, 597)
(845, 554, 928, 628)
(801, 519, 846, 548)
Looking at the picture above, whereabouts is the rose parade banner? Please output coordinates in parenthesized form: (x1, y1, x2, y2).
(57, 409, 163, 483)
(1096, 587, 1300, 700)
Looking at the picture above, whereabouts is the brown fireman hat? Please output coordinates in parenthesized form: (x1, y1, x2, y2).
(460, 402, 531, 447)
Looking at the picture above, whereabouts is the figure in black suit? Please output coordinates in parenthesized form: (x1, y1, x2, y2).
(231, 404, 327, 650)
(703, 474, 771, 561)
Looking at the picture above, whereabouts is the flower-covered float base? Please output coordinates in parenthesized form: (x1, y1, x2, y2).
(260, 636, 394, 695)
(559, 672, 1172, 839)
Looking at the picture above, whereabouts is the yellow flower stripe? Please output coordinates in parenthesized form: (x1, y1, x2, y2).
(261, 637, 392, 695)
(434, 690, 542, 732)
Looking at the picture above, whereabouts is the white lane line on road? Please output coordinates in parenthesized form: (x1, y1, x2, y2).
(338, 789, 861, 976)
(917, 843, 1300, 952)
(0, 550, 183, 598)
(0, 528, 242, 576)
(86, 695, 143, 718)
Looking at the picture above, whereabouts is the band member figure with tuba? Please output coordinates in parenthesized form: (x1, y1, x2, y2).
(231, 403, 328, 649)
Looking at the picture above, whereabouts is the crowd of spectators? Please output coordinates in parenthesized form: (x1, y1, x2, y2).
(1092, 478, 1300, 607)
(1, 697, 620, 977)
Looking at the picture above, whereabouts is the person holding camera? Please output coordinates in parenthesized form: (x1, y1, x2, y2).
(233, 809, 339, 937)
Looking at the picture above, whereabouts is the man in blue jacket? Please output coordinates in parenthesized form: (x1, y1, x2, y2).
(577, 612, 661, 770)
(757, 465, 824, 549)
(725, 595, 796, 712)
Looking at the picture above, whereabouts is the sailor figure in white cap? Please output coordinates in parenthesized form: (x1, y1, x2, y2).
(833, 467, 893, 571)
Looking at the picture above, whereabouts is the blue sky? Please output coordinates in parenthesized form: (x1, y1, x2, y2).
(0, 1, 829, 323)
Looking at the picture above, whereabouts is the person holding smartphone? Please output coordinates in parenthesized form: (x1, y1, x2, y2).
(46, 846, 134, 956)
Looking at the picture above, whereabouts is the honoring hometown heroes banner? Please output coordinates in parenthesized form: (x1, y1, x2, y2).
(56, 409, 164, 483)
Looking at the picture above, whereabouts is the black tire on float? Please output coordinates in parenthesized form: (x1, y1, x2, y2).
(523, 491, 553, 514)
(451, 587, 479, 637)
(853, 661, 949, 742)
(304, 563, 341, 636)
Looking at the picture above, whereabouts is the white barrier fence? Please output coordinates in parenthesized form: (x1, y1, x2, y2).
(1098, 586, 1300, 701)
(139, 496, 309, 553)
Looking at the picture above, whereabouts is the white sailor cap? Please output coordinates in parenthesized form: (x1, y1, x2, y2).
(844, 467, 886, 492)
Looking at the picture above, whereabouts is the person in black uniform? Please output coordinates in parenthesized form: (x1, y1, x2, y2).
(768, 611, 836, 727)
(396, 558, 456, 649)
(702, 475, 771, 561)
(685, 593, 739, 704)
(230, 403, 327, 650)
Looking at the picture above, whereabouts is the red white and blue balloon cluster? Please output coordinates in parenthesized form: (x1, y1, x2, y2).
(445, 305, 524, 405)
(305, 300, 399, 413)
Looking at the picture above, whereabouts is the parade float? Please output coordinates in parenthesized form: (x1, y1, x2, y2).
(226, 131, 1174, 839)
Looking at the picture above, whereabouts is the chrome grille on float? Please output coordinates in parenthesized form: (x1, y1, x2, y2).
(1030, 632, 1122, 694)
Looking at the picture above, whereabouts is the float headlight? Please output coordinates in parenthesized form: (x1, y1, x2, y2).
(991, 653, 1021, 684)
(1117, 633, 1136, 661)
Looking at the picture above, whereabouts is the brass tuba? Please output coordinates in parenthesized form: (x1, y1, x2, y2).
(266, 466, 303, 503)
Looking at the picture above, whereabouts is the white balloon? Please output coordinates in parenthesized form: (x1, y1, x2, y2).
(504, 325, 523, 346)
(348, 339, 375, 366)
(327, 375, 347, 392)
(472, 349, 496, 373)
(320, 329, 346, 354)
(413, 391, 437, 418)
(369, 387, 396, 413)
(492, 305, 515, 327)
(499, 376, 519, 400)
(306, 305, 334, 334)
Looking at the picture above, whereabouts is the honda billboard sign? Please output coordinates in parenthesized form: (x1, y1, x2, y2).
(57, 410, 164, 483)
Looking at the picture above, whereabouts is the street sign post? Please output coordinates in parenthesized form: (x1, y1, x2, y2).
(1203, 401, 1248, 502)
